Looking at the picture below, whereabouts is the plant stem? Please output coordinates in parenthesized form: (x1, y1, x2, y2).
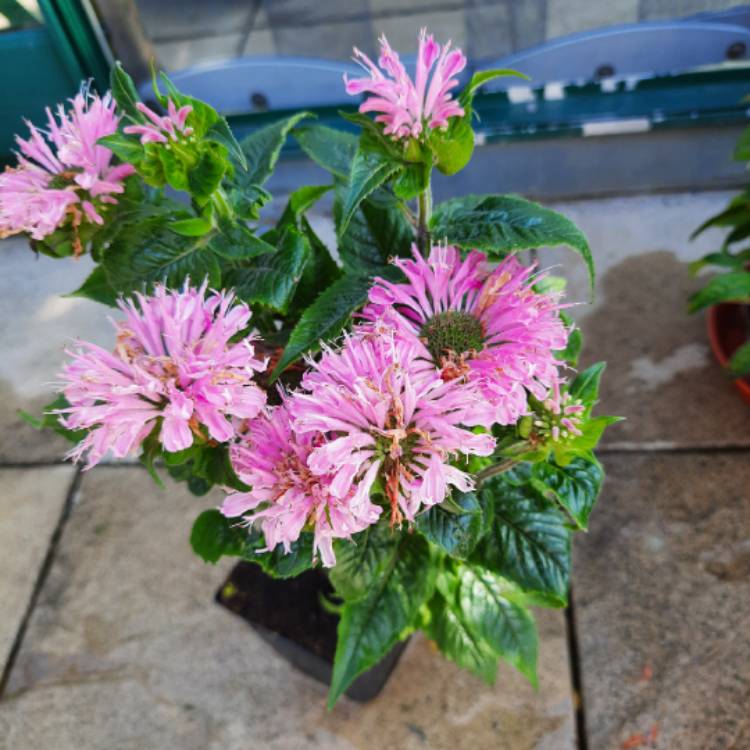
(417, 178, 433, 253)
(476, 458, 518, 485)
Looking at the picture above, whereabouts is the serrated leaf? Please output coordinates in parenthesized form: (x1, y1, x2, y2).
(430, 194, 594, 292)
(728, 340, 750, 377)
(472, 476, 571, 605)
(688, 272, 750, 313)
(271, 273, 372, 378)
(110, 61, 141, 120)
(457, 565, 538, 685)
(187, 143, 227, 204)
(227, 229, 310, 313)
(569, 362, 606, 412)
(208, 222, 276, 261)
(392, 161, 430, 201)
(532, 457, 603, 530)
(66, 265, 118, 306)
(425, 592, 498, 683)
(328, 534, 433, 708)
(240, 111, 311, 186)
(205, 118, 246, 170)
(340, 148, 401, 235)
(551, 415, 622, 466)
(329, 525, 400, 601)
(293, 123, 358, 178)
(415, 489, 485, 559)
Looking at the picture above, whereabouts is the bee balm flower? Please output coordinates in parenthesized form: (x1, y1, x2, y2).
(123, 100, 194, 145)
(0, 89, 134, 242)
(361, 245, 570, 429)
(345, 28, 466, 140)
(58, 282, 267, 468)
(221, 400, 382, 567)
(291, 330, 495, 525)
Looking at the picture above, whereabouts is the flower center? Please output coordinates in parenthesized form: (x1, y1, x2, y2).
(420, 311, 484, 363)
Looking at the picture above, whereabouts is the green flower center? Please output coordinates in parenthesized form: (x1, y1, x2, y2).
(419, 311, 484, 363)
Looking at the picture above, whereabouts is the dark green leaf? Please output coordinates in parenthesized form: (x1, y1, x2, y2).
(205, 118, 247, 170)
(66, 265, 118, 307)
(271, 274, 372, 378)
(690, 191, 750, 239)
(728, 340, 750, 377)
(688, 272, 750, 313)
(360, 191, 414, 258)
(532, 457, 604, 530)
(569, 362, 606, 412)
(110, 61, 141, 120)
(392, 161, 430, 201)
(688, 250, 750, 276)
(97, 133, 143, 163)
(209, 222, 276, 261)
(415, 489, 485, 559)
(457, 564, 538, 685)
(240, 112, 311, 185)
(430, 194, 594, 291)
(329, 525, 400, 601)
(293, 123, 358, 178)
(187, 143, 228, 204)
(472, 476, 571, 605)
(190, 509, 244, 563)
(328, 534, 433, 708)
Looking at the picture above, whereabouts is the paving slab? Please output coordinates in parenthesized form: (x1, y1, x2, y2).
(0, 466, 75, 673)
(573, 452, 750, 750)
(0, 467, 576, 750)
(0, 238, 113, 464)
(542, 191, 750, 448)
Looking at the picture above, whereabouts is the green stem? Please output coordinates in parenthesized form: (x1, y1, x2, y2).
(417, 178, 433, 253)
(476, 458, 519, 486)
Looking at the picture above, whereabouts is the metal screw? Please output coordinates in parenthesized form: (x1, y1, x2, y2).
(727, 41, 747, 60)
(595, 64, 615, 80)
(250, 92, 269, 110)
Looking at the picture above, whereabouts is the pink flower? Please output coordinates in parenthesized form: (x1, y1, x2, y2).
(0, 88, 134, 242)
(57, 282, 267, 468)
(361, 245, 570, 429)
(291, 330, 495, 526)
(345, 28, 467, 140)
(221, 399, 382, 567)
(123, 100, 194, 145)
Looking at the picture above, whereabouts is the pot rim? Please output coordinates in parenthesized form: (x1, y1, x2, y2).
(706, 303, 750, 402)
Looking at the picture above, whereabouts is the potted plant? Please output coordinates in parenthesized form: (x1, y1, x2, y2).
(4, 29, 619, 707)
(689, 127, 750, 403)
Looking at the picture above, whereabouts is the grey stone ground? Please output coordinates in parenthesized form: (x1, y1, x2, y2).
(0, 187, 749, 748)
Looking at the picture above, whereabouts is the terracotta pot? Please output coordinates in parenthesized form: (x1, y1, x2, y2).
(706, 303, 750, 405)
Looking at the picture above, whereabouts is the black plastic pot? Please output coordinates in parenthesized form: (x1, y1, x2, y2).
(216, 562, 407, 702)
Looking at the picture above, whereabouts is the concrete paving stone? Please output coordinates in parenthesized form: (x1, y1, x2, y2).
(0, 466, 75, 673)
(509, 0, 547, 52)
(573, 452, 750, 749)
(136, 0, 254, 42)
(270, 19, 376, 61)
(375, 10, 467, 56)
(0, 467, 576, 750)
(540, 191, 750, 449)
(156, 34, 247, 72)
(464, 0, 514, 59)
(546, 0, 638, 39)
(638, 0, 738, 22)
(0, 238, 113, 464)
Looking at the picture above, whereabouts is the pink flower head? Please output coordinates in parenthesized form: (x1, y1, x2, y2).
(291, 330, 495, 525)
(0, 88, 134, 242)
(344, 28, 467, 140)
(57, 282, 267, 468)
(361, 244, 570, 429)
(221, 399, 382, 567)
(123, 100, 194, 145)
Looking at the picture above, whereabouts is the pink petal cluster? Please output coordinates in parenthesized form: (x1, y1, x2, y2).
(292, 330, 495, 526)
(123, 100, 194, 145)
(361, 244, 570, 428)
(345, 28, 466, 140)
(0, 89, 134, 241)
(221, 399, 382, 567)
(58, 282, 267, 468)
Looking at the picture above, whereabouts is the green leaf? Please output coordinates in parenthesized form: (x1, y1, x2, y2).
(329, 525, 400, 601)
(103, 214, 221, 293)
(432, 117, 475, 176)
(190, 509, 244, 564)
(271, 273, 372, 378)
(240, 112, 311, 185)
(328, 534, 433, 708)
(459, 68, 529, 104)
(339, 147, 401, 236)
(392, 161, 430, 201)
(110, 61, 141, 120)
(472, 476, 571, 606)
(66, 265, 118, 306)
(689, 250, 750, 276)
(532, 457, 604, 530)
(556, 314, 582, 366)
(208, 222, 276, 261)
(688, 272, 750, 313)
(170, 217, 213, 237)
(424, 591, 498, 683)
(728, 340, 750, 377)
(187, 143, 228, 204)
(569, 362, 606, 412)
(430, 194, 594, 292)
(97, 133, 143, 164)
(293, 123, 358, 178)
(18, 394, 86, 444)
(227, 229, 311, 313)
(690, 191, 750, 239)
(205, 118, 246, 170)
(360, 191, 414, 259)
(457, 564, 538, 685)
(551, 416, 622, 467)
(415, 489, 485, 560)
(286, 184, 332, 216)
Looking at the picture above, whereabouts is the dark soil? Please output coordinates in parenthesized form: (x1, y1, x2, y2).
(216, 562, 339, 662)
